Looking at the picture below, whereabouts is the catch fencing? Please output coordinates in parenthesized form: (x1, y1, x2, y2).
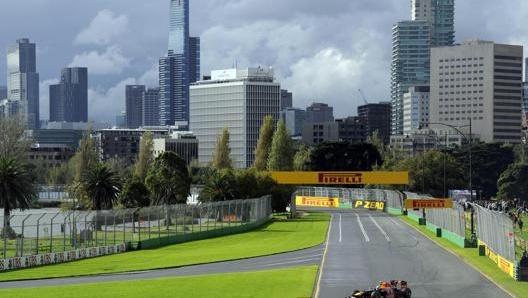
(1, 196, 272, 259)
(472, 203, 515, 263)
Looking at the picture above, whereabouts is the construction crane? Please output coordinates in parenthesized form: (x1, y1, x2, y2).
(358, 89, 368, 105)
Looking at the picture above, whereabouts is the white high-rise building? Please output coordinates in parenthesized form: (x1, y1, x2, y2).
(429, 40, 523, 143)
(190, 67, 280, 168)
(403, 86, 430, 135)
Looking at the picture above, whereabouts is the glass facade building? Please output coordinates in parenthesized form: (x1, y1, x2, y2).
(49, 67, 88, 122)
(391, 0, 455, 135)
(125, 85, 146, 128)
(159, 0, 200, 127)
(143, 87, 160, 127)
(7, 38, 40, 129)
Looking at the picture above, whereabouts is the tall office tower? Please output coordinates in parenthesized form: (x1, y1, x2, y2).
(402, 86, 430, 135)
(305, 102, 334, 123)
(280, 89, 293, 110)
(159, 0, 200, 127)
(281, 107, 306, 137)
(429, 40, 523, 143)
(0, 86, 7, 100)
(357, 102, 392, 145)
(49, 67, 88, 122)
(390, 0, 455, 135)
(520, 59, 528, 128)
(125, 85, 146, 129)
(143, 87, 160, 126)
(7, 38, 40, 129)
(190, 67, 281, 169)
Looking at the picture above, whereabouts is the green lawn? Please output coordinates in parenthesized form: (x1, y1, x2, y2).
(0, 212, 329, 281)
(0, 265, 318, 298)
(402, 216, 527, 298)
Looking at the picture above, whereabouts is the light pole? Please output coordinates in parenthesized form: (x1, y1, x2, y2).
(429, 119, 474, 236)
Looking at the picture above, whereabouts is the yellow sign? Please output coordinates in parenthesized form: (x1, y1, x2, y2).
(295, 196, 340, 208)
(354, 200, 385, 210)
(404, 199, 453, 209)
(270, 171, 409, 185)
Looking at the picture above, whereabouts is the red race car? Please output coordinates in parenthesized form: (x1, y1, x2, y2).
(346, 280, 411, 298)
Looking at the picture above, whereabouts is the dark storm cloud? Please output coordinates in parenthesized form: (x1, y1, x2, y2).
(0, 0, 526, 122)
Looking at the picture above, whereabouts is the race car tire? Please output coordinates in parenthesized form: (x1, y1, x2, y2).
(371, 291, 382, 298)
(403, 288, 411, 298)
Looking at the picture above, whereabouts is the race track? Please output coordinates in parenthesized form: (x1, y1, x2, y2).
(316, 209, 511, 298)
(0, 209, 513, 298)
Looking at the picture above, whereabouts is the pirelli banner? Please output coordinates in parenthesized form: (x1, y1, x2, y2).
(271, 171, 409, 185)
(296, 196, 340, 208)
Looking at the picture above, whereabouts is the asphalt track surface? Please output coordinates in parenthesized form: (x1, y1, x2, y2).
(0, 209, 513, 298)
(317, 209, 511, 298)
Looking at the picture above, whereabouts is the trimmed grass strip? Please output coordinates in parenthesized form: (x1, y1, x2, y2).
(0, 213, 329, 281)
(0, 265, 318, 298)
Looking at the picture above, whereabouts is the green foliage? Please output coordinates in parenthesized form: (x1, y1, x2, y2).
(119, 175, 151, 208)
(0, 156, 38, 233)
(211, 128, 233, 170)
(0, 115, 32, 163)
(47, 159, 75, 185)
(496, 162, 528, 201)
(105, 157, 134, 181)
(80, 162, 122, 210)
(366, 129, 387, 158)
(135, 131, 154, 181)
(293, 144, 311, 171)
(267, 119, 294, 171)
(69, 129, 98, 207)
(393, 150, 465, 196)
(450, 143, 514, 198)
(308, 141, 382, 171)
(253, 115, 274, 170)
(199, 169, 237, 202)
(145, 152, 191, 205)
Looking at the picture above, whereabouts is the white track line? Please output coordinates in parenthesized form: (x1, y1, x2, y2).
(339, 213, 342, 243)
(356, 213, 369, 242)
(314, 213, 333, 298)
(389, 216, 404, 228)
(369, 214, 391, 242)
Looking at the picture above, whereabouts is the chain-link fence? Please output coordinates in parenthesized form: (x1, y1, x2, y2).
(1, 196, 272, 259)
(472, 203, 516, 263)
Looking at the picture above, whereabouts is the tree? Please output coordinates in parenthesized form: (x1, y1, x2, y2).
(135, 131, 154, 181)
(145, 151, 191, 205)
(366, 130, 387, 159)
(253, 115, 274, 170)
(293, 144, 311, 171)
(70, 129, 98, 207)
(0, 115, 32, 163)
(211, 128, 232, 170)
(119, 175, 151, 208)
(496, 163, 528, 201)
(267, 119, 294, 171)
(308, 142, 382, 171)
(199, 169, 236, 202)
(450, 143, 514, 199)
(0, 157, 38, 241)
(80, 162, 121, 210)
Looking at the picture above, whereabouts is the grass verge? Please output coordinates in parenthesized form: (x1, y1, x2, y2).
(401, 216, 527, 298)
(0, 265, 318, 298)
(0, 212, 329, 281)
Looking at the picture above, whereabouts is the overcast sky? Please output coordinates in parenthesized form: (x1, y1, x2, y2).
(0, 0, 527, 124)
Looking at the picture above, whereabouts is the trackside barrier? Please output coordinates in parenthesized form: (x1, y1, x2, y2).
(0, 243, 126, 273)
(1, 196, 272, 259)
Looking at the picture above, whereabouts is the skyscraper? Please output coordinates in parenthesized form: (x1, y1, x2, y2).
(143, 87, 160, 126)
(7, 38, 40, 129)
(390, 0, 455, 135)
(159, 0, 200, 127)
(0, 86, 7, 100)
(125, 85, 146, 129)
(49, 67, 88, 122)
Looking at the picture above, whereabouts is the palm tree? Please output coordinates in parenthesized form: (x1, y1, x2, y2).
(199, 170, 236, 202)
(0, 157, 37, 255)
(81, 163, 121, 210)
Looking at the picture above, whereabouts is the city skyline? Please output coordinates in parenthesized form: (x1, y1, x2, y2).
(0, 0, 527, 124)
